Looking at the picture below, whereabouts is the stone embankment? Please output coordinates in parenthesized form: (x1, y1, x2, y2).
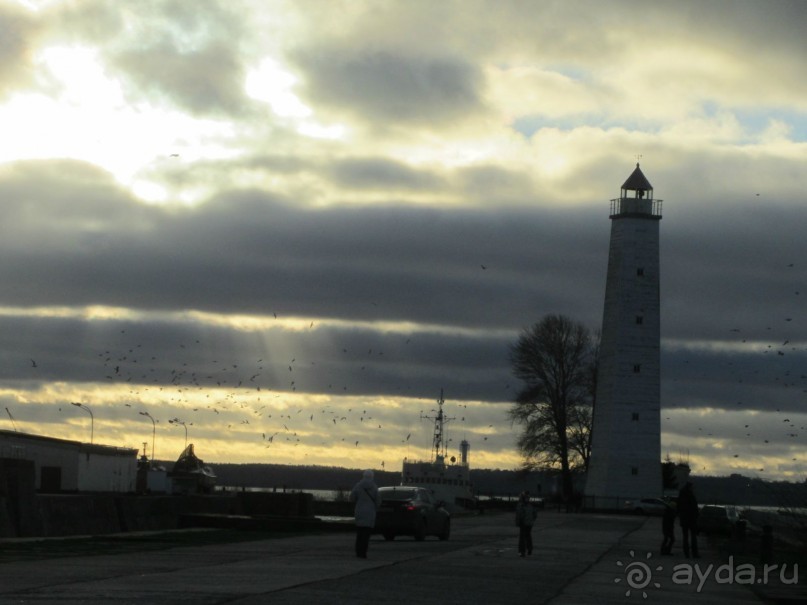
(2, 486, 324, 538)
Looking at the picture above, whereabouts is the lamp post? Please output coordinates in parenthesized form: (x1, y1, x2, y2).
(139, 411, 156, 465)
(71, 402, 93, 444)
(169, 418, 188, 449)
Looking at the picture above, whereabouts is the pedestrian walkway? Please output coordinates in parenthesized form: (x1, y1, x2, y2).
(0, 511, 799, 604)
(546, 512, 795, 604)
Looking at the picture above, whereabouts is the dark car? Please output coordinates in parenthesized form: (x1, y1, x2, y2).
(375, 486, 450, 541)
(698, 505, 746, 536)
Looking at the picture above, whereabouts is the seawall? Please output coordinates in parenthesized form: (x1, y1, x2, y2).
(1, 490, 322, 538)
(0, 457, 321, 537)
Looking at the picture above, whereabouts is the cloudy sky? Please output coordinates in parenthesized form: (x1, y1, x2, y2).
(1, 0, 805, 481)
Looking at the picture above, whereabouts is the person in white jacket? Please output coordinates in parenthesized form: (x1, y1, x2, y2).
(350, 469, 380, 558)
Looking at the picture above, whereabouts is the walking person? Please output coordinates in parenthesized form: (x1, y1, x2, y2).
(660, 500, 676, 555)
(677, 481, 699, 558)
(515, 491, 537, 557)
(350, 469, 380, 559)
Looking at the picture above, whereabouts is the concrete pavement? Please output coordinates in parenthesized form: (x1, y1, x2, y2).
(0, 511, 800, 604)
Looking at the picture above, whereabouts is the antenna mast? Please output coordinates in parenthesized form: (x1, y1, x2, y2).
(5, 407, 18, 432)
(420, 389, 454, 462)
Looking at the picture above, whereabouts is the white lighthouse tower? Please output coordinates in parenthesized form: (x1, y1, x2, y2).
(585, 164, 663, 507)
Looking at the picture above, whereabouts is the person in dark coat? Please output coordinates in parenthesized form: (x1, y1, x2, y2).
(350, 469, 380, 558)
(660, 500, 676, 555)
(515, 491, 537, 557)
(677, 482, 699, 558)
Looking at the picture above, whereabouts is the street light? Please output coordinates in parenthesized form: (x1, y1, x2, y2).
(71, 402, 93, 444)
(139, 411, 156, 465)
(169, 417, 188, 449)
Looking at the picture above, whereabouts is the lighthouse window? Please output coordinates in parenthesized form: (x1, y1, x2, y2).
(632, 412, 640, 421)
(631, 467, 639, 476)
(633, 364, 641, 373)
(636, 267, 644, 277)
(635, 315, 643, 325)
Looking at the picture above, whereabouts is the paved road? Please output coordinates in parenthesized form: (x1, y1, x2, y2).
(0, 511, 799, 604)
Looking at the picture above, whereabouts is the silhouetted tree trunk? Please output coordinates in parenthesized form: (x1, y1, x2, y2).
(568, 403, 593, 471)
(570, 330, 598, 471)
(508, 315, 596, 505)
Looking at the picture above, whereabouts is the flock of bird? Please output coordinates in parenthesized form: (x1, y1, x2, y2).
(26, 325, 483, 465)
(15, 260, 805, 477)
(664, 263, 805, 475)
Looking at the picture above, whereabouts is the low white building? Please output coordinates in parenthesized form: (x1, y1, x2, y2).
(0, 430, 137, 493)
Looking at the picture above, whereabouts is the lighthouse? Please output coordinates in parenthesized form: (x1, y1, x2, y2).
(585, 163, 663, 507)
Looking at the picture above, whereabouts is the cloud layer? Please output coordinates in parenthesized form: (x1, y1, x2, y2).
(0, 0, 805, 479)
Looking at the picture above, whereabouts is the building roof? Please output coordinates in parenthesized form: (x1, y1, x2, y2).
(0, 429, 138, 457)
(621, 163, 653, 192)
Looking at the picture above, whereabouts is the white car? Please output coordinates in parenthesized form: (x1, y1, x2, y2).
(624, 497, 670, 516)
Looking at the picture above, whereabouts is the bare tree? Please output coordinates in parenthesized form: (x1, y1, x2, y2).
(508, 315, 597, 504)
(567, 403, 593, 472)
(570, 329, 599, 471)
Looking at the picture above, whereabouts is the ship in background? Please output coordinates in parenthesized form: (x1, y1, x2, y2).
(401, 389, 476, 511)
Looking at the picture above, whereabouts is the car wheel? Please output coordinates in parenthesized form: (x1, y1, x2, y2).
(383, 532, 395, 541)
(438, 518, 450, 541)
(414, 518, 427, 541)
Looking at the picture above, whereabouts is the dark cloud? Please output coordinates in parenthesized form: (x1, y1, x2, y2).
(0, 160, 606, 329)
(2, 157, 804, 430)
(0, 3, 38, 99)
(0, 177, 803, 473)
(662, 201, 807, 343)
(28, 1, 257, 117)
(111, 39, 249, 116)
(457, 164, 538, 203)
(291, 46, 485, 126)
(46, 0, 125, 45)
(0, 310, 513, 403)
(65, 1, 255, 117)
(673, 0, 807, 57)
(0, 159, 159, 245)
(4, 158, 806, 348)
(454, 0, 807, 70)
(1, 1, 806, 473)
(327, 157, 447, 192)
(662, 346, 807, 413)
